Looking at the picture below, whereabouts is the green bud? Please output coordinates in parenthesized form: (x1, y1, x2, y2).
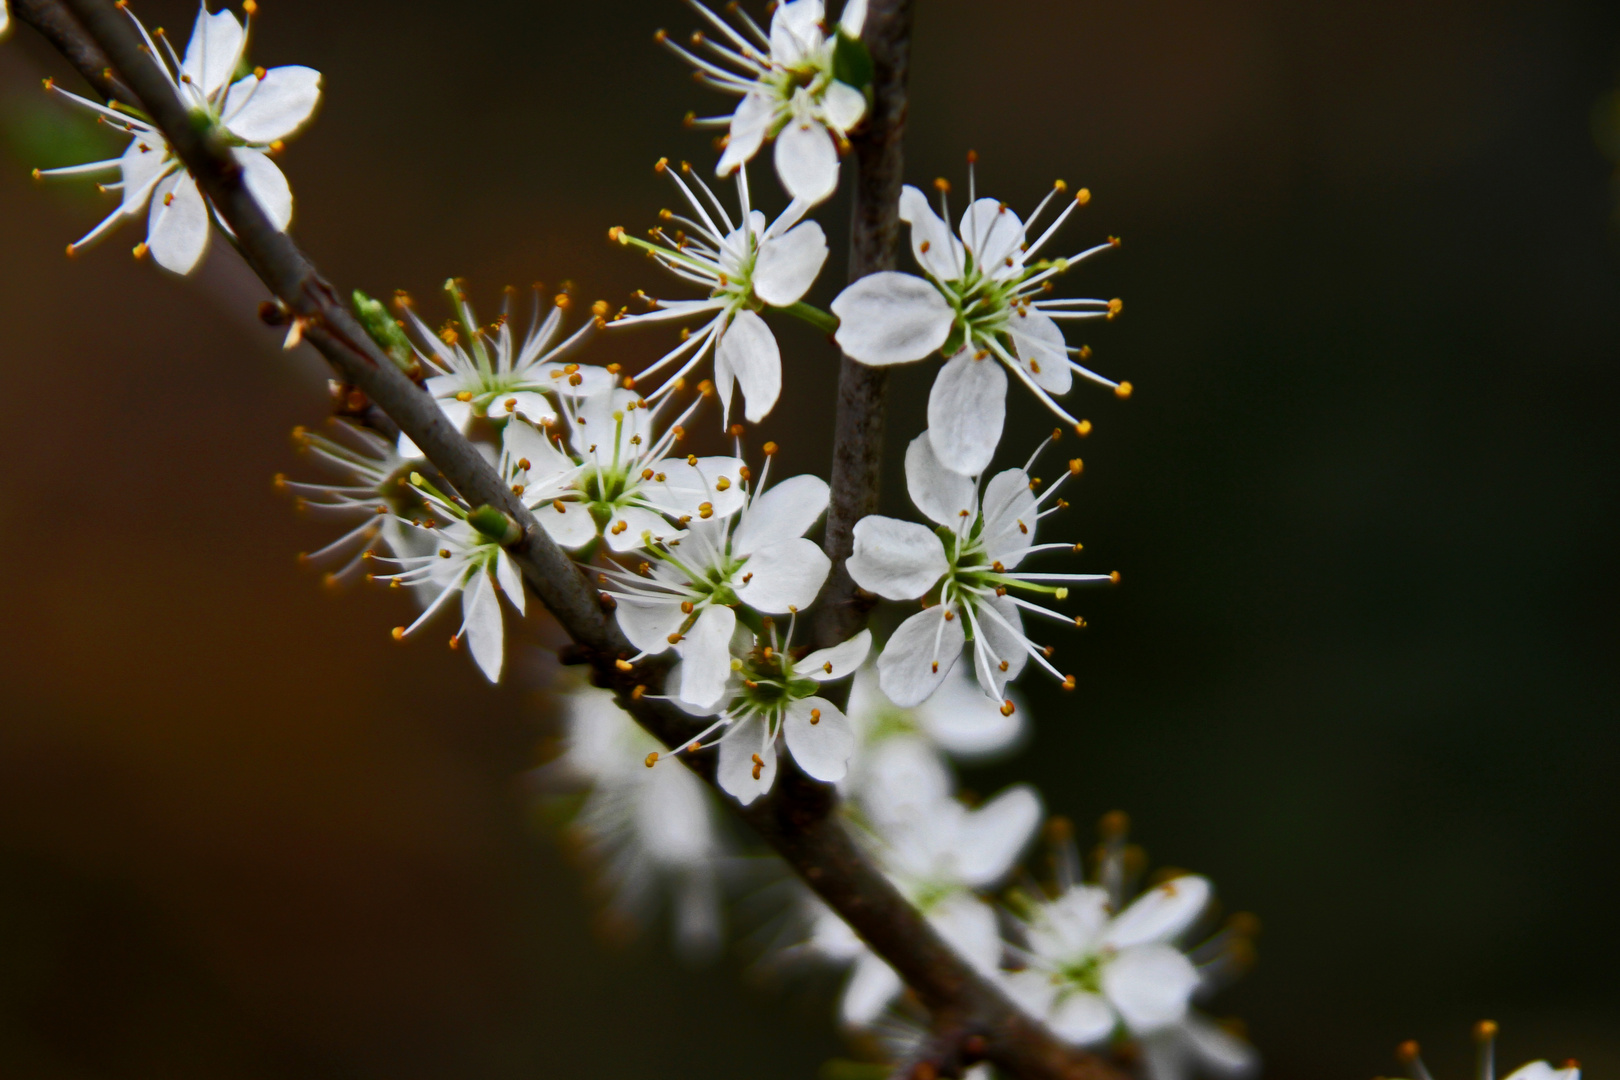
(352, 290, 417, 374)
(468, 504, 523, 544)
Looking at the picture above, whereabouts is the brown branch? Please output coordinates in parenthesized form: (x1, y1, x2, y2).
(30, 4, 1128, 1078)
(814, 0, 914, 651)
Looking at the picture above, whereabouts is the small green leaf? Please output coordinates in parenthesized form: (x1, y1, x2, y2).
(352, 290, 417, 373)
(833, 31, 873, 91)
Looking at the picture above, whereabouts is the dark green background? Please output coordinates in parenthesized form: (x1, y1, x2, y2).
(1, 0, 1616, 1076)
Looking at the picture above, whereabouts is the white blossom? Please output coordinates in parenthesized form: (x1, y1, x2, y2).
(846, 657, 1028, 765)
(847, 431, 1113, 708)
(601, 462, 831, 708)
(35, 2, 321, 274)
(545, 681, 730, 958)
(395, 281, 601, 455)
(1139, 1014, 1260, 1080)
(663, 0, 870, 205)
(660, 622, 870, 805)
(831, 166, 1125, 475)
(277, 420, 423, 583)
(610, 159, 828, 423)
(554, 384, 748, 553)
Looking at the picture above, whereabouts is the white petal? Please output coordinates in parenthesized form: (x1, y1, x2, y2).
(733, 473, 830, 555)
(735, 537, 830, 612)
(146, 171, 210, 274)
(1029, 887, 1113, 959)
(462, 570, 505, 683)
(1010, 307, 1073, 394)
(927, 350, 1008, 477)
(840, 952, 901, 1027)
(1000, 969, 1060, 1020)
(848, 735, 952, 823)
(784, 696, 855, 781)
(770, 0, 825, 65)
(929, 893, 1002, 971)
(972, 592, 1028, 700)
(876, 604, 966, 708)
(119, 136, 171, 216)
(715, 309, 782, 423)
(437, 397, 475, 436)
(497, 390, 556, 426)
(716, 713, 777, 805)
(959, 197, 1027, 277)
(534, 500, 598, 549)
(234, 148, 292, 231)
(180, 5, 244, 99)
(846, 516, 947, 600)
(837, 0, 868, 36)
(1178, 1014, 1261, 1078)
(614, 598, 685, 655)
(800, 628, 871, 681)
(718, 91, 775, 176)
(604, 505, 675, 552)
(1049, 991, 1117, 1046)
(221, 66, 322, 144)
(979, 467, 1040, 568)
(1102, 876, 1212, 949)
(832, 272, 953, 366)
(822, 80, 867, 131)
(753, 219, 828, 307)
(676, 605, 737, 709)
(1504, 1065, 1579, 1080)
(644, 456, 749, 519)
(905, 431, 977, 528)
(493, 549, 525, 617)
(1103, 944, 1199, 1033)
(954, 783, 1041, 887)
(775, 120, 839, 205)
(899, 184, 965, 281)
(913, 661, 1026, 760)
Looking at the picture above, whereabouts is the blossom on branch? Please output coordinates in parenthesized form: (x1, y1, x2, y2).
(663, 0, 870, 205)
(610, 159, 829, 424)
(847, 431, 1114, 708)
(36, 2, 321, 274)
(602, 461, 831, 708)
(277, 420, 424, 584)
(831, 163, 1125, 475)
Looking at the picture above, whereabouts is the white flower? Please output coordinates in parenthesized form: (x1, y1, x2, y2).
(660, 622, 871, 805)
(557, 384, 748, 552)
(663, 0, 870, 205)
(36, 2, 321, 274)
(846, 657, 1028, 764)
(277, 420, 423, 583)
(395, 281, 601, 455)
(1394, 1027, 1579, 1080)
(1002, 876, 1212, 1044)
(546, 681, 730, 959)
(1139, 1014, 1259, 1080)
(831, 166, 1125, 475)
(610, 159, 828, 423)
(601, 463, 831, 708)
(846, 431, 1114, 708)
(368, 480, 526, 683)
(811, 779, 1041, 1026)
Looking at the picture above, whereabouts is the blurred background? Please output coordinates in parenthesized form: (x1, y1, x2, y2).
(2, 0, 1619, 1076)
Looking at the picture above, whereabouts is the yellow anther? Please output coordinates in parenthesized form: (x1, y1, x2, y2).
(1069, 458, 1083, 476)
(645, 752, 659, 768)
(1000, 700, 1016, 717)
(1114, 381, 1133, 399)
(616, 659, 634, 671)
(810, 709, 821, 725)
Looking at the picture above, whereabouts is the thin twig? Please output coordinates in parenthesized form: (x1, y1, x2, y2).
(32, 4, 1129, 1077)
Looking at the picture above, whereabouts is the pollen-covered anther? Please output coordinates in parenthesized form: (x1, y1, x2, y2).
(390, 627, 406, 641)
(1000, 700, 1016, 717)
(132, 242, 150, 260)
(715, 476, 731, 490)
(751, 754, 764, 780)
(615, 658, 634, 672)
(698, 379, 715, 397)
(809, 708, 821, 725)
(645, 751, 659, 768)
(933, 177, 951, 193)
(680, 601, 694, 614)
(995, 586, 1007, 597)
(454, 390, 473, 402)
(1474, 1021, 1498, 1042)
(943, 609, 956, 621)
(667, 632, 683, 644)
(1396, 1042, 1421, 1064)
(1109, 571, 1121, 584)
(611, 520, 629, 535)
(631, 685, 646, 700)
(1055, 587, 1069, 600)
(998, 660, 1009, 672)
(1077, 187, 1092, 205)
(1114, 381, 1133, 400)
(1068, 458, 1084, 476)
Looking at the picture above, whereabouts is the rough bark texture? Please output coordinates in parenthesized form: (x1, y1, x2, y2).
(28, 4, 1130, 1078)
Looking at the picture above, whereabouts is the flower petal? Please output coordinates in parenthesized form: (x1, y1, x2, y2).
(979, 466, 1040, 567)
(1009, 306, 1073, 394)
(677, 604, 737, 709)
(905, 430, 977, 528)
(822, 79, 867, 131)
(717, 712, 777, 805)
(718, 91, 775, 176)
(119, 135, 171, 216)
(832, 271, 953, 366)
(877, 604, 966, 708)
(644, 456, 749, 519)
(954, 782, 1041, 887)
(959, 197, 1027, 278)
(899, 184, 965, 281)
(221, 65, 322, 144)
(847, 516, 947, 600)
(499, 390, 556, 427)
(180, 5, 244, 100)
(735, 536, 831, 612)
(493, 549, 525, 618)
(770, 0, 826, 66)
(733, 473, 830, 555)
(800, 628, 871, 681)
(534, 500, 598, 549)
(715, 309, 782, 423)
(234, 148, 292, 231)
(462, 570, 505, 683)
(1102, 876, 1212, 949)
(1102, 943, 1199, 1034)
(971, 592, 1028, 700)
(146, 170, 210, 274)
(1049, 991, 1117, 1046)
(927, 350, 1008, 477)
(775, 119, 839, 205)
(615, 597, 685, 655)
(604, 505, 676, 552)
(837, 0, 868, 36)
(913, 661, 1027, 760)
(753, 219, 829, 306)
(840, 952, 901, 1027)
(784, 696, 855, 781)
(929, 893, 1002, 971)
